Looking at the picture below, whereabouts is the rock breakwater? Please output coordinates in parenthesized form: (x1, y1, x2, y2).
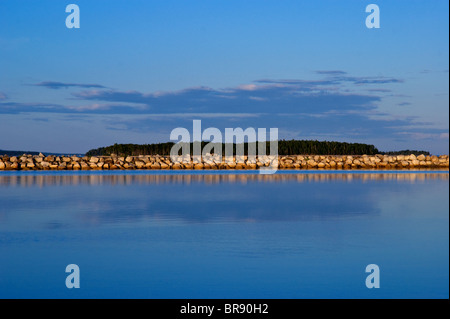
(0, 153, 448, 171)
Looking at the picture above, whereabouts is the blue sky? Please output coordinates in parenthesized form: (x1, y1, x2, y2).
(0, 0, 448, 154)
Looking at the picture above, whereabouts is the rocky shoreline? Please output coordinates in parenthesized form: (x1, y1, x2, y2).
(0, 153, 449, 171)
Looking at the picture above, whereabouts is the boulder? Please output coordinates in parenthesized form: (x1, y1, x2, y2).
(151, 163, 161, 169)
(160, 163, 169, 169)
(378, 162, 388, 167)
(307, 160, 317, 167)
(417, 154, 426, 161)
(41, 161, 50, 168)
(135, 161, 145, 169)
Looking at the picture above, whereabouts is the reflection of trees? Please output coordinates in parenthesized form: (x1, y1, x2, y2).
(0, 171, 447, 187)
(0, 172, 447, 226)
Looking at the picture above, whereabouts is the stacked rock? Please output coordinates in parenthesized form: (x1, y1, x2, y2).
(276, 154, 449, 169)
(0, 153, 448, 171)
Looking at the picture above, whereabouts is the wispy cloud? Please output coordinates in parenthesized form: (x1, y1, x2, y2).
(65, 102, 148, 112)
(1, 73, 405, 129)
(256, 75, 403, 87)
(34, 81, 108, 90)
(254, 79, 337, 86)
(343, 77, 403, 85)
(316, 70, 347, 75)
(3, 72, 446, 153)
(0, 101, 67, 114)
(367, 88, 391, 93)
(70, 82, 380, 115)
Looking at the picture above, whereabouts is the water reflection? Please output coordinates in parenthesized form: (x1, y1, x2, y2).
(0, 171, 448, 187)
(0, 171, 447, 228)
(0, 171, 448, 299)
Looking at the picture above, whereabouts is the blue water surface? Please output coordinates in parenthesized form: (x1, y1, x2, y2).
(0, 170, 448, 298)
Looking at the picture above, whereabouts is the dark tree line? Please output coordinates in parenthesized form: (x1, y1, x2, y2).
(86, 143, 176, 157)
(276, 140, 380, 156)
(86, 140, 389, 156)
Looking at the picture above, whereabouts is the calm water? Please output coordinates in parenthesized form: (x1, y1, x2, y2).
(0, 170, 448, 299)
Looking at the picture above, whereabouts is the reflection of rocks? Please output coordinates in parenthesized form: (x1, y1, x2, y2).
(0, 153, 449, 171)
(2, 171, 447, 227)
(0, 171, 447, 188)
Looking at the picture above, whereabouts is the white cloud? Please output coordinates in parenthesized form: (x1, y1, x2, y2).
(249, 96, 266, 101)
